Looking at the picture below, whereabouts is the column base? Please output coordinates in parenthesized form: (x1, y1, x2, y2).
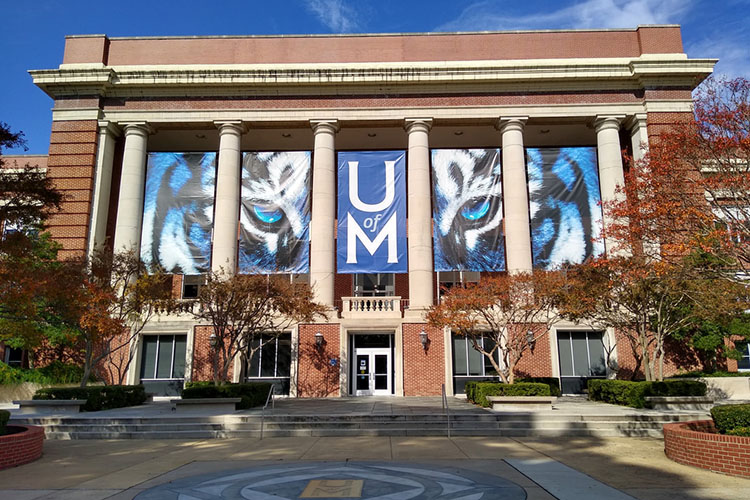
(404, 307, 431, 320)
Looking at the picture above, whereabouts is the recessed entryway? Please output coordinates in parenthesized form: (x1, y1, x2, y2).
(349, 332, 394, 396)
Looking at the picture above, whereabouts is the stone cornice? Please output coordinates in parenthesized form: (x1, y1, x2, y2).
(30, 56, 716, 99)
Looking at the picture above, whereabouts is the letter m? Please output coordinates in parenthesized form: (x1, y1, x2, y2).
(346, 212, 399, 264)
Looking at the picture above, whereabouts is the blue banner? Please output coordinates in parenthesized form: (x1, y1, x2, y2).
(337, 151, 407, 273)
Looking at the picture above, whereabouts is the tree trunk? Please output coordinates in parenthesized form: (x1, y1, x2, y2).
(80, 339, 93, 388)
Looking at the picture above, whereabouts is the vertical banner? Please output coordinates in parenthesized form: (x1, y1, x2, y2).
(140, 152, 217, 274)
(526, 147, 604, 270)
(337, 150, 407, 273)
(239, 151, 311, 274)
(431, 149, 505, 271)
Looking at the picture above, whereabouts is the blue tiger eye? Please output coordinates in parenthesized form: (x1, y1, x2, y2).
(253, 205, 283, 224)
(461, 198, 490, 220)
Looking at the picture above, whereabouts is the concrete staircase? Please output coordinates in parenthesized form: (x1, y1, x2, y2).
(10, 411, 707, 439)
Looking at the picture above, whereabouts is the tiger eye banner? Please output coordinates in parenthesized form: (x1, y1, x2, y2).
(239, 152, 311, 274)
(526, 147, 604, 270)
(337, 150, 407, 273)
(431, 149, 505, 271)
(140, 152, 217, 274)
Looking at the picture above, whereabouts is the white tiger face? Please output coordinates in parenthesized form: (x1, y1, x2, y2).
(431, 149, 506, 271)
(238, 151, 311, 273)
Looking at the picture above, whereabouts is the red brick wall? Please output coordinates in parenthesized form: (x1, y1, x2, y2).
(0, 425, 45, 470)
(192, 326, 234, 382)
(515, 331, 553, 378)
(647, 112, 694, 140)
(46, 120, 99, 259)
(664, 420, 750, 478)
(297, 324, 340, 397)
(402, 324, 445, 396)
(334, 273, 352, 310)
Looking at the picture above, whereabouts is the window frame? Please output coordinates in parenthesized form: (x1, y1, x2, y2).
(737, 341, 750, 371)
(139, 334, 188, 381)
(245, 332, 293, 380)
(353, 273, 395, 297)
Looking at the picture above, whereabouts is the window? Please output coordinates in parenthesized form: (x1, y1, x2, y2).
(182, 274, 205, 299)
(738, 342, 750, 371)
(354, 273, 394, 296)
(3, 346, 24, 367)
(438, 271, 480, 301)
(246, 333, 292, 394)
(451, 333, 500, 394)
(557, 331, 606, 377)
(139, 335, 187, 380)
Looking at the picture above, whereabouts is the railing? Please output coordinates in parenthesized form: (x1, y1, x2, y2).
(259, 384, 275, 440)
(341, 296, 402, 319)
(441, 383, 451, 439)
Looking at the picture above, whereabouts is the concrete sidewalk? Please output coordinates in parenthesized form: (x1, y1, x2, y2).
(1, 435, 748, 499)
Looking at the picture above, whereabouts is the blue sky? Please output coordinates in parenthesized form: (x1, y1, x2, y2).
(1, 0, 748, 154)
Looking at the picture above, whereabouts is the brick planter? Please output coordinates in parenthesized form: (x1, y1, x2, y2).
(0, 425, 45, 470)
(663, 420, 750, 478)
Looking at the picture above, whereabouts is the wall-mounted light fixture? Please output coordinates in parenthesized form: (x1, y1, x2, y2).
(419, 329, 429, 351)
(526, 330, 536, 351)
(315, 332, 325, 349)
(209, 332, 218, 348)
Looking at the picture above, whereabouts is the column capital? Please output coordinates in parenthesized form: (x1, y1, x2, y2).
(496, 116, 528, 133)
(120, 121, 153, 137)
(623, 113, 648, 132)
(310, 119, 340, 134)
(97, 120, 121, 137)
(404, 118, 433, 133)
(594, 115, 625, 132)
(214, 120, 247, 135)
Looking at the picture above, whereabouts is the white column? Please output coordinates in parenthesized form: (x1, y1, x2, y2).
(595, 115, 627, 256)
(211, 121, 244, 276)
(498, 117, 532, 273)
(309, 119, 339, 308)
(87, 120, 120, 257)
(626, 113, 649, 163)
(113, 122, 150, 254)
(405, 118, 434, 312)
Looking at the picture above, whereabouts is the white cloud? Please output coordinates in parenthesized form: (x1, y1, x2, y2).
(304, 0, 360, 33)
(436, 0, 690, 32)
(687, 37, 750, 80)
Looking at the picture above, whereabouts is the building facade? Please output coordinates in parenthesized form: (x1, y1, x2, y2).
(28, 26, 719, 396)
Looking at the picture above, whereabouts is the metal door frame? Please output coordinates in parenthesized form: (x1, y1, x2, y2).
(352, 347, 391, 396)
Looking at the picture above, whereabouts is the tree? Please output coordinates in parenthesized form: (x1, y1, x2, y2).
(427, 271, 563, 384)
(191, 272, 326, 384)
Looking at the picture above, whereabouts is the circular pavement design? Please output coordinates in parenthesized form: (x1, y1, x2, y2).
(134, 461, 527, 499)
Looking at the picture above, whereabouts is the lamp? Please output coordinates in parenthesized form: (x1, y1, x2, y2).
(419, 329, 429, 351)
(526, 330, 536, 350)
(209, 333, 218, 348)
(315, 332, 325, 349)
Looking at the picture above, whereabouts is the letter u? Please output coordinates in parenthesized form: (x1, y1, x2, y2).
(348, 160, 395, 212)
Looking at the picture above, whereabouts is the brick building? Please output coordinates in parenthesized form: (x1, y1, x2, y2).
(20, 25, 732, 396)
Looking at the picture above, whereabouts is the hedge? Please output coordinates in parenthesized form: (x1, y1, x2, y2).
(672, 371, 750, 378)
(0, 361, 91, 386)
(33, 385, 147, 412)
(182, 382, 273, 410)
(711, 404, 750, 435)
(0, 409, 9, 436)
(517, 377, 561, 397)
(587, 379, 707, 408)
(465, 382, 551, 407)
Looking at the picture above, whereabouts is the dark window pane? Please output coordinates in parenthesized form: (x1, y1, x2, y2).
(375, 375, 388, 390)
(557, 332, 573, 376)
(587, 333, 606, 376)
(140, 336, 158, 379)
(248, 338, 261, 378)
(375, 354, 387, 374)
(468, 341, 483, 376)
(156, 336, 174, 379)
(571, 332, 589, 377)
(276, 334, 292, 377)
(172, 335, 187, 378)
(260, 338, 277, 377)
(453, 335, 468, 375)
(738, 342, 750, 370)
(483, 337, 498, 375)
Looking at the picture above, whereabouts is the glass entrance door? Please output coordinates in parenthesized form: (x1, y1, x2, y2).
(353, 348, 391, 396)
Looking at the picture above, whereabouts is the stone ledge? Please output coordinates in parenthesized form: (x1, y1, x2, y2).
(645, 396, 714, 411)
(487, 396, 557, 411)
(13, 400, 86, 414)
(171, 398, 241, 413)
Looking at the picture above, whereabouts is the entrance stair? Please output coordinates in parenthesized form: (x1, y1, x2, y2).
(7, 397, 709, 439)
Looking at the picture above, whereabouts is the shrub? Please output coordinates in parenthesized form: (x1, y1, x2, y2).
(517, 377, 561, 396)
(727, 427, 750, 437)
(182, 382, 273, 410)
(711, 404, 750, 434)
(468, 382, 551, 407)
(588, 379, 708, 408)
(464, 381, 478, 403)
(672, 371, 750, 378)
(0, 409, 9, 436)
(33, 385, 146, 411)
(0, 361, 91, 386)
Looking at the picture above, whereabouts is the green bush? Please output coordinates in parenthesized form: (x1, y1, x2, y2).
(0, 409, 9, 436)
(182, 382, 273, 410)
(464, 381, 478, 403)
(727, 427, 750, 437)
(517, 377, 562, 397)
(588, 379, 708, 408)
(467, 382, 551, 407)
(33, 385, 146, 411)
(0, 361, 91, 386)
(711, 404, 750, 434)
(672, 371, 750, 378)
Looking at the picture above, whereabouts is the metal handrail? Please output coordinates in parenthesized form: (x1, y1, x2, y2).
(441, 383, 451, 439)
(259, 385, 275, 440)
